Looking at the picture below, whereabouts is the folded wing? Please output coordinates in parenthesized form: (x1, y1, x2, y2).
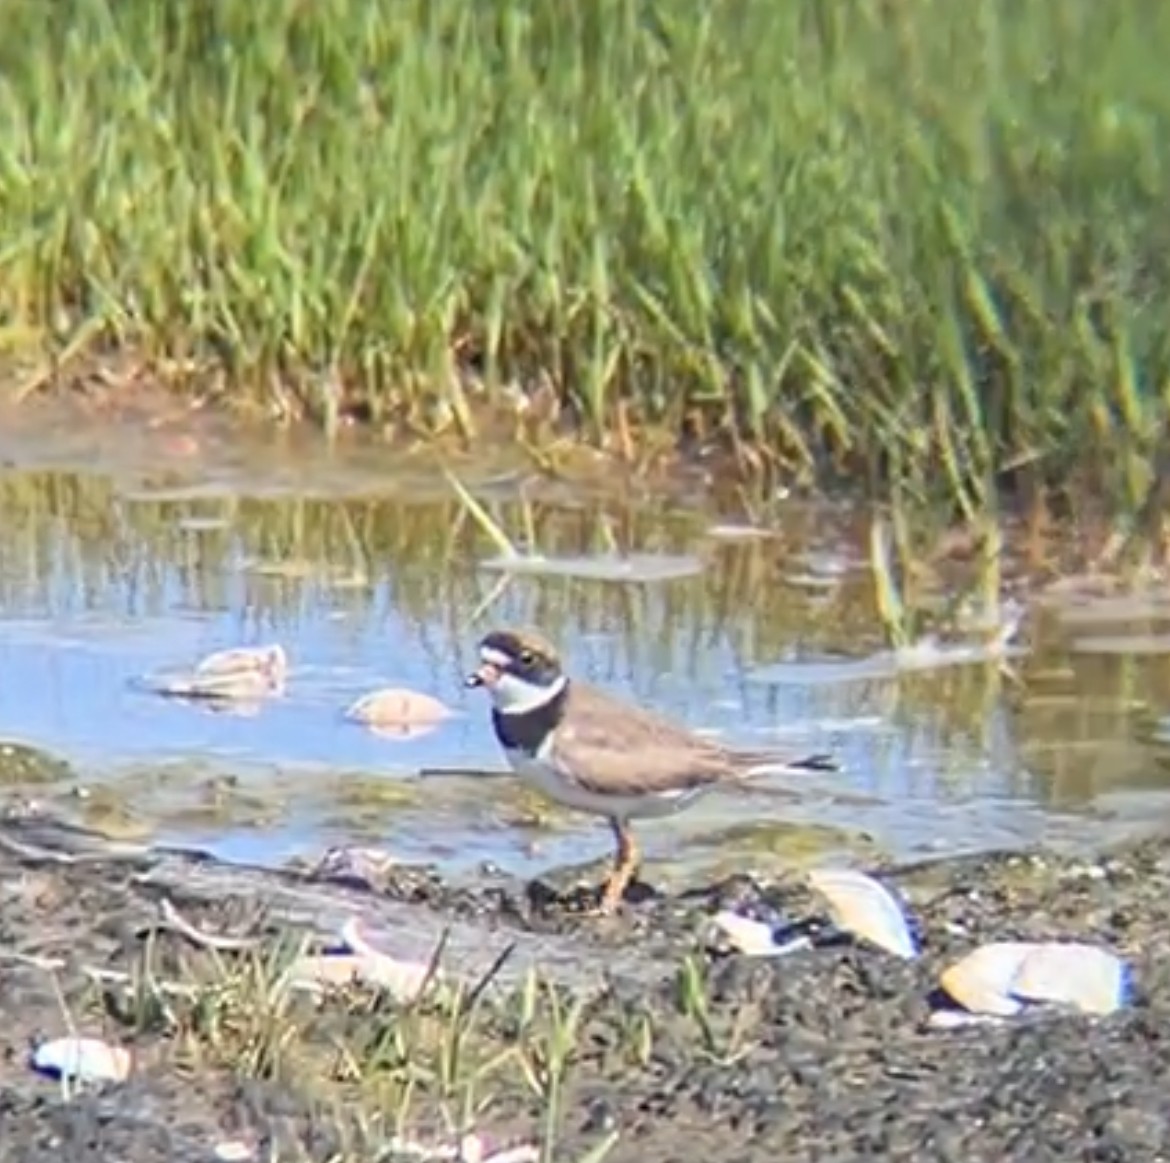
(548, 682, 736, 798)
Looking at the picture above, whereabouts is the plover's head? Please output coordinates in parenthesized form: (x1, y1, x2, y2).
(465, 628, 566, 713)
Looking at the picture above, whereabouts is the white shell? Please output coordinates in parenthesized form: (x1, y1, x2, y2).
(939, 941, 1131, 1017)
(212, 1141, 256, 1162)
(31, 1037, 131, 1083)
(925, 1009, 1010, 1031)
(1009, 942, 1130, 1015)
(939, 942, 1033, 1016)
(311, 845, 398, 887)
(480, 1146, 540, 1163)
(807, 868, 919, 959)
(285, 952, 434, 1001)
(709, 910, 782, 956)
(195, 644, 287, 679)
(338, 916, 380, 957)
(150, 643, 288, 703)
(345, 687, 453, 739)
(286, 918, 439, 1001)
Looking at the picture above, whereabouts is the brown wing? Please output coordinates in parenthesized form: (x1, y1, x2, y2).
(547, 682, 738, 798)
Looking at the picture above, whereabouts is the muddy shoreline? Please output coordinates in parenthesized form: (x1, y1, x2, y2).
(1, 816, 1169, 1162)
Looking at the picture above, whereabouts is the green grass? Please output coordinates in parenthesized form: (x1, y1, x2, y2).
(59, 917, 628, 1161)
(2, 0, 1170, 508)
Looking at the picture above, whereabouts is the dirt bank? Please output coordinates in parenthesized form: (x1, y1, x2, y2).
(1, 815, 1168, 1162)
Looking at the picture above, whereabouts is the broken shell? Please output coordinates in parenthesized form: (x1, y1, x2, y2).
(144, 643, 288, 704)
(189, 644, 288, 700)
(311, 845, 399, 888)
(938, 942, 1033, 1017)
(212, 1141, 256, 1163)
(1009, 942, 1133, 1015)
(338, 915, 381, 957)
(939, 941, 1133, 1018)
(195, 644, 288, 681)
(345, 687, 454, 739)
(31, 1037, 132, 1084)
(479, 1146, 541, 1163)
(710, 910, 784, 956)
(925, 1008, 1010, 1031)
(285, 952, 434, 1001)
(708, 910, 813, 957)
(807, 867, 919, 959)
(286, 916, 440, 1002)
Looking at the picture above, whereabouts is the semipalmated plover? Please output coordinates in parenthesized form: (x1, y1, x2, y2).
(465, 627, 837, 914)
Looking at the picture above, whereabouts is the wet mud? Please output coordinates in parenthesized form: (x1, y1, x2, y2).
(2, 816, 1170, 1161)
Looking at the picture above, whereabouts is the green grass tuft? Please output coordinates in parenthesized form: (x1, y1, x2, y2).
(3, 0, 1169, 507)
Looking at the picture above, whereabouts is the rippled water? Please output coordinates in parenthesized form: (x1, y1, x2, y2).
(0, 401, 1167, 885)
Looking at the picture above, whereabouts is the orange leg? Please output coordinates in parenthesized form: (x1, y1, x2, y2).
(598, 819, 639, 914)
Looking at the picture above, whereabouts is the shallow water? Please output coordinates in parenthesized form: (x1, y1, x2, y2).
(1, 402, 1169, 885)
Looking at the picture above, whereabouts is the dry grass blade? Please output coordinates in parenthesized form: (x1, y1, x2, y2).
(869, 512, 908, 650)
(439, 466, 519, 559)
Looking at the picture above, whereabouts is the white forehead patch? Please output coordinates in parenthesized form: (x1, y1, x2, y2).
(480, 645, 513, 668)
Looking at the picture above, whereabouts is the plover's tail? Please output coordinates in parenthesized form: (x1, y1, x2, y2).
(786, 752, 839, 773)
(737, 750, 840, 778)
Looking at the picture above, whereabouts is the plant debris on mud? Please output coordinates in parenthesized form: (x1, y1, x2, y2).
(3, 819, 1170, 1162)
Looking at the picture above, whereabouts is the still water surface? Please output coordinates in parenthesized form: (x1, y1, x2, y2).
(0, 406, 1167, 885)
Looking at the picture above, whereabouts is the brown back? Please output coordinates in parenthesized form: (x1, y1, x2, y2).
(546, 680, 764, 798)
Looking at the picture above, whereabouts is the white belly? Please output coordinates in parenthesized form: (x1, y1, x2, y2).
(502, 746, 704, 822)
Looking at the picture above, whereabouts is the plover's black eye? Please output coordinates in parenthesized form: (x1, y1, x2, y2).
(518, 649, 535, 666)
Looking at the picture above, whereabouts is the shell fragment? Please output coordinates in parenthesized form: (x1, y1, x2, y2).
(31, 1037, 131, 1084)
(143, 643, 288, 704)
(345, 687, 454, 740)
(808, 868, 920, 960)
(709, 910, 805, 957)
(285, 916, 440, 1002)
(938, 941, 1133, 1019)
